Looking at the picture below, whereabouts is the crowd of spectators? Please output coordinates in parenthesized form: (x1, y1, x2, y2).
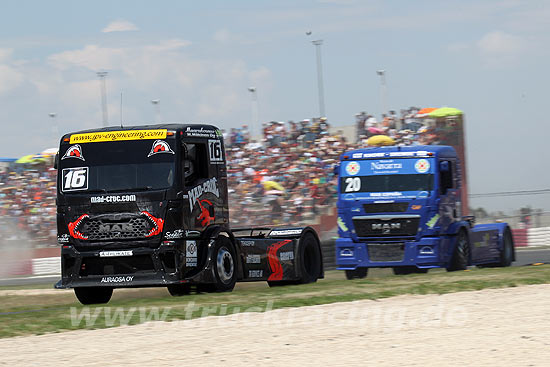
(0, 167, 57, 245)
(0, 108, 455, 246)
(354, 107, 457, 146)
(225, 117, 344, 227)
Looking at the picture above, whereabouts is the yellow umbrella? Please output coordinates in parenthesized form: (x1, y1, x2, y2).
(428, 107, 463, 118)
(262, 180, 285, 191)
(15, 155, 36, 164)
(15, 154, 46, 164)
(367, 135, 395, 146)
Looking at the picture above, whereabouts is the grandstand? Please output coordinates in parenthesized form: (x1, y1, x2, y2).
(0, 107, 495, 249)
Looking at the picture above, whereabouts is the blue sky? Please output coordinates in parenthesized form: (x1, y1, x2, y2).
(1, 0, 549, 212)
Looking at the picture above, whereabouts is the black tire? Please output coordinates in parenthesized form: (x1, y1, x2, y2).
(167, 284, 191, 296)
(447, 230, 470, 271)
(297, 232, 322, 284)
(211, 236, 237, 292)
(393, 267, 429, 275)
(498, 228, 514, 267)
(74, 287, 113, 305)
(345, 268, 368, 280)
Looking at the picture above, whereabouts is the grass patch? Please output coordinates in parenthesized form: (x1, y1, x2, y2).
(1, 265, 549, 338)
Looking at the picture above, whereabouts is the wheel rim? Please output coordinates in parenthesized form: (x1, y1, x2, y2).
(216, 246, 234, 284)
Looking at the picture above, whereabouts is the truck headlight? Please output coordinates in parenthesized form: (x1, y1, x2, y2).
(419, 246, 434, 255)
(339, 248, 354, 257)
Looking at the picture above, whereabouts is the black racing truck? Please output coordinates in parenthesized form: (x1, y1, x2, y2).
(54, 124, 323, 304)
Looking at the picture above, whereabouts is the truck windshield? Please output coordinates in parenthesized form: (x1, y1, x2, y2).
(88, 163, 174, 191)
(340, 174, 434, 193)
(58, 139, 176, 193)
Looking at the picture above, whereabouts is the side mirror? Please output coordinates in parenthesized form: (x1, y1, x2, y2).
(53, 152, 59, 169)
(439, 161, 449, 172)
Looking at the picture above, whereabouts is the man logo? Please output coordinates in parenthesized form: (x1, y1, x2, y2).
(97, 223, 134, 233)
(62, 144, 85, 161)
(148, 140, 175, 157)
(372, 223, 401, 233)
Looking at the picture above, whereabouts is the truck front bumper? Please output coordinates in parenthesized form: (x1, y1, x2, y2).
(335, 237, 442, 270)
(55, 240, 216, 289)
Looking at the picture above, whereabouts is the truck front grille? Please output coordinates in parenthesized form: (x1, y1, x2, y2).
(78, 215, 155, 241)
(353, 216, 419, 237)
(367, 243, 405, 262)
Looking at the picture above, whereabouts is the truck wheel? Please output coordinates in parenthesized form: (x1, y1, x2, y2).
(212, 237, 237, 292)
(167, 284, 191, 296)
(74, 287, 113, 305)
(447, 230, 470, 272)
(345, 268, 368, 280)
(498, 228, 514, 267)
(297, 232, 322, 284)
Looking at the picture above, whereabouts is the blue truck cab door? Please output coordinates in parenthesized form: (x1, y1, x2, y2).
(437, 159, 460, 233)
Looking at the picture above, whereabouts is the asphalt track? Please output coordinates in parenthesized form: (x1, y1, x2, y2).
(1, 248, 549, 288)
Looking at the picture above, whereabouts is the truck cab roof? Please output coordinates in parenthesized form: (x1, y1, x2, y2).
(61, 123, 220, 141)
(341, 145, 458, 160)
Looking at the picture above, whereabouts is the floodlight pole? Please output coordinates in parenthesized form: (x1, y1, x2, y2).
(312, 40, 326, 118)
(97, 71, 109, 126)
(151, 99, 161, 124)
(248, 87, 259, 139)
(376, 70, 387, 118)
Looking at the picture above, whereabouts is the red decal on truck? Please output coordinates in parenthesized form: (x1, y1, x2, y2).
(141, 211, 164, 237)
(68, 213, 89, 240)
(148, 140, 174, 157)
(196, 199, 214, 227)
(267, 240, 291, 281)
(62, 144, 85, 161)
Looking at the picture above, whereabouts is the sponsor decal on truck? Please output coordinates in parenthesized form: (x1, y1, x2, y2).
(187, 177, 220, 210)
(91, 195, 136, 203)
(101, 276, 134, 283)
(246, 254, 261, 264)
(186, 240, 198, 267)
(70, 129, 167, 143)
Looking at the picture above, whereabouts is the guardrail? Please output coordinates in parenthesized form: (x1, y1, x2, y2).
(512, 227, 550, 247)
(526, 227, 550, 247)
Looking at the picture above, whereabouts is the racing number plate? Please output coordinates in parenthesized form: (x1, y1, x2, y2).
(61, 167, 89, 192)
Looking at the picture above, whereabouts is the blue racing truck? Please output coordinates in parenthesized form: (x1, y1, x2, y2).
(336, 145, 514, 279)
